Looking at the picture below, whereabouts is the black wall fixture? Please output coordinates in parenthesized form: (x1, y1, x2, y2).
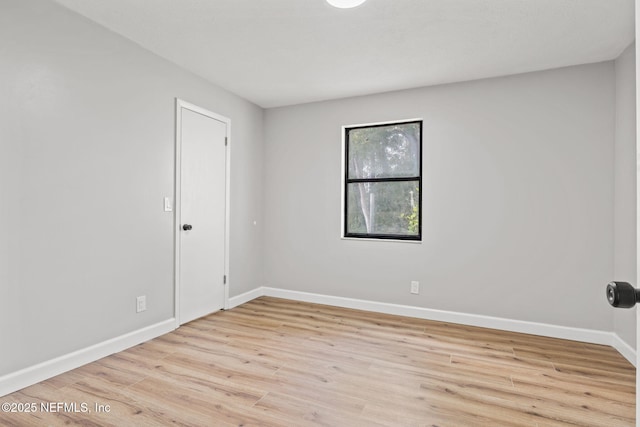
(606, 281, 640, 308)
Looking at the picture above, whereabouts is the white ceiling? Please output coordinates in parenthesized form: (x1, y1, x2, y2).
(53, 0, 634, 108)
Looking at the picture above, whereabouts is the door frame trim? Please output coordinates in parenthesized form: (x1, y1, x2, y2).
(174, 98, 231, 327)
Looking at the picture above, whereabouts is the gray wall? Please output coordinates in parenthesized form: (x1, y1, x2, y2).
(0, 0, 263, 375)
(614, 42, 637, 349)
(264, 62, 616, 331)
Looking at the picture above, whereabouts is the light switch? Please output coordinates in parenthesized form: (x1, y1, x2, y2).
(164, 197, 173, 212)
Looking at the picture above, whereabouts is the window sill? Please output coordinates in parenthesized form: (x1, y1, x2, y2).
(340, 236, 423, 244)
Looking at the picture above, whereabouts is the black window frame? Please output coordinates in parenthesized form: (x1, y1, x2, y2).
(343, 120, 423, 241)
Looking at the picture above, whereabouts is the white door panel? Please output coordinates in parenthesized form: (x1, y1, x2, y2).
(636, 1, 639, 421)
(177, 103, 227, 325)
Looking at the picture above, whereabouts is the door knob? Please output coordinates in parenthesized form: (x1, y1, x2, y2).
(606, 281, 640, 308)
(182, 224, 193, 231)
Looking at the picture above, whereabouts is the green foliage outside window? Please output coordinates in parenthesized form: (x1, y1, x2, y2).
(345, 121, 421, 240)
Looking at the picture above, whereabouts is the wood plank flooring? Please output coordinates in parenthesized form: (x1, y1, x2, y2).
(0, 296, 635, 426)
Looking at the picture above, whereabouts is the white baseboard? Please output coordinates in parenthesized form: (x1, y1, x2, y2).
(0, 319, 176, 397)
(249, 286, 637, 366)
(227, 287, 265, 310)
(611, 333, 637, 366)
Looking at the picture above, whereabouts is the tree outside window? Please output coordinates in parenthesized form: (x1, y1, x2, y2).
(344, 120, 422, 240)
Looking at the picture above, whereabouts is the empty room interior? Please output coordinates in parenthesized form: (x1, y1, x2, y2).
(1, 0, 640, 425)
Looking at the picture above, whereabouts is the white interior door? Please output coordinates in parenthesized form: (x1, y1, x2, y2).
(636, 1, 640, 421)
(176, 100, 229, 325)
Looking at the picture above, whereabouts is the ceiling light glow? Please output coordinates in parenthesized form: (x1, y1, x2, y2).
(326, 0, 367, 9)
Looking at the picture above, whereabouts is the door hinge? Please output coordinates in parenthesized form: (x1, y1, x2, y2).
(225, 137, 228, 146)
(223, 275, 227, 284)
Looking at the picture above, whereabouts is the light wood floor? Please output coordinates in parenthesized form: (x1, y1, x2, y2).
(0, 297, 635, 426)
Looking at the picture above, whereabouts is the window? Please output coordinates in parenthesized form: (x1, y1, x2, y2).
(343, 120, 422, 241)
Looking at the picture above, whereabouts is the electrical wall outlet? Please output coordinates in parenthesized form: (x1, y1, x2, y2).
(136, 295, 147, 313)
(410, 281, 420, 294)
